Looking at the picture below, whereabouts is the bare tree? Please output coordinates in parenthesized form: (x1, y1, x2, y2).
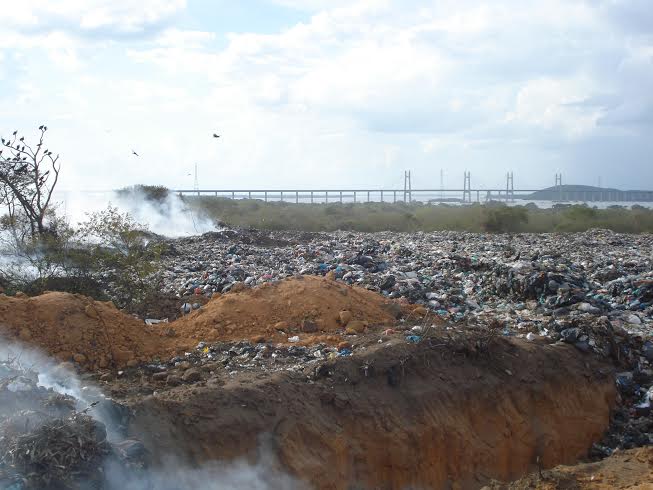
(0, 125, 60, 238)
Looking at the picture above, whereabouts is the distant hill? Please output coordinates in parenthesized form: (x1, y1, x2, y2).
(521, 185, 653, 202)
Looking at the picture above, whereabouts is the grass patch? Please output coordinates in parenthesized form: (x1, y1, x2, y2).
(184, 197, 653, 234)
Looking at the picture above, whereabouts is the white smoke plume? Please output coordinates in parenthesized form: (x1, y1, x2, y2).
(0, 339, 306, 490)
(56, 189, 215, 237)
(105, 449, 307, 490)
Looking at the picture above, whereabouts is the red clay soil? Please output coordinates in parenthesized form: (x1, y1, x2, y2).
(0, 277, 402, 369)
(0, 292, 192, 370)
(172, 275, 399, 344)
(488, 446, 653, 489)
(126, 338, 616, 490)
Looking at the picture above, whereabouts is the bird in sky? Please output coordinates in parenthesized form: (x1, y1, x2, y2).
(132, 150, 139, 157)
(213, 133, 220, 138)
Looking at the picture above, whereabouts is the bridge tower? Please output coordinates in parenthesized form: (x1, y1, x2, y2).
(506, 172, 514, 202)
(403, 170, 412, 203)
(463, 171, 471, 203)
(555, 173, 562, 201)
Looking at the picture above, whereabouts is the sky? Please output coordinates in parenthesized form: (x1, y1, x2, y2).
(0, 0, 652, 192)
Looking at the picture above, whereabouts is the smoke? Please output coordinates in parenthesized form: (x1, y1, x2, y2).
(0, 339, 117, 438)
(0, 339, 307, 490)
(56, 189, 215, 237)
(105, 447, 307, 490)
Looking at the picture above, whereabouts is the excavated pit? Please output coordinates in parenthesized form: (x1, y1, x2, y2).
(126, 337, 616, 490)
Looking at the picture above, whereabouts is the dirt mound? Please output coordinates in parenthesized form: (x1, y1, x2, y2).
(489, 446, 653, 489)
(0, 292, 192, 370)
(0, 278, 402, 370)
(172, 276, 400, 343)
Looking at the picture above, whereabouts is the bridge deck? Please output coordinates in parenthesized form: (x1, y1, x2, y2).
(174, 188, 653, 203)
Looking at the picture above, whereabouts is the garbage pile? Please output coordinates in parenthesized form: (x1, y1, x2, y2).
(161, 230, 652, 347)
(158, 228, 653, 456)
(140, 339, 360, 387)
(0, 359, 144, 489)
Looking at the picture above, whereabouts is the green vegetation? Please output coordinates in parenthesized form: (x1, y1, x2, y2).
(481, 205, 529, 233)
(0, 127, 167, 311)
(187, 197, 653, 234)
(1, 204, 165, 312)
(77, 205, 166, 309)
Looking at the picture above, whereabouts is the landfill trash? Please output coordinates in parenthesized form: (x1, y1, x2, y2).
(405, 335, 421, 343)
(157, 230, 651, 348)
(144, 318, 169, 325)
(288, 336, 300, 343)
(141, 227, 653, 458)
(627, 314, 642, 325)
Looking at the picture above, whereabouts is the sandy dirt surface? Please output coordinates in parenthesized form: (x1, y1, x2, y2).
(0, 277, 405, 369)
(0, 291, 192, 370)
(172, 275, 401, 343)
(487, 446, 653, 489)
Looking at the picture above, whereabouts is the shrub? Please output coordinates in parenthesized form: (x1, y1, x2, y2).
(78, 206, 165, 308)
(184, 196, 653, 234)
(481, 205, 529, 233)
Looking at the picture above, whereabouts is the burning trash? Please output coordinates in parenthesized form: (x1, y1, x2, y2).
(0, 413, 111, 489)
(0, 356, 146, 490)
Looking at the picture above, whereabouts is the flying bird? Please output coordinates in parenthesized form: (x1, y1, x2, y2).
(132, 150, 139, 157)
(213, 133, 220, 138)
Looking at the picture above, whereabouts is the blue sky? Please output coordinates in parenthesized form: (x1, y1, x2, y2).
(186, 1, 308, 40)
(0, 0, 652, 192)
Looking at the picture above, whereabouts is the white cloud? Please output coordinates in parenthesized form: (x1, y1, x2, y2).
(267, 0, 382, 13)
(506, 77, 603, 138)
(0, 0, 186, 36)
(155, 28, 216, 48)
(0, 0, 652, 192)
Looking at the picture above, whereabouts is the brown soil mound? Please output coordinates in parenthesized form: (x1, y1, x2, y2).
(172, 276, 399, 343)
(489, 446, 653, 489)
(0, 292, 192, 370)
(0, 278, 401, 369)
